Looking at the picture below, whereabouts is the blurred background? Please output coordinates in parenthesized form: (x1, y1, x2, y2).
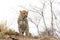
(0, 0, 60, 37)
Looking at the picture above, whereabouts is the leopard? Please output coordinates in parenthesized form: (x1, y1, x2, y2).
(17, 10, 29, 36)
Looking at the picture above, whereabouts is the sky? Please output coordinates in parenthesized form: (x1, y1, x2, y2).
(0, 0, 60, 36)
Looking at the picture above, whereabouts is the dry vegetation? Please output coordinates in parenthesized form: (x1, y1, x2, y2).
(0, 21, 59, 40)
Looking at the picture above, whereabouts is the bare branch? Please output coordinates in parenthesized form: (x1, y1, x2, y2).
(18, 5, 41, 15)
(40, 2, 48, 35)
(28, 17, 37, 26)
(30, 5, 42, 12)
(49, 0, 54, 3)
(28, 17, 42, 37)
(50, 0, 54, 36)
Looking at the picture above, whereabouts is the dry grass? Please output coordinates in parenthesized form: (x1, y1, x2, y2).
(0, 21, 19, 38)
(0, 22, 8, 34)
(40, 35, 58, 40)
(0, 21, 59, 40)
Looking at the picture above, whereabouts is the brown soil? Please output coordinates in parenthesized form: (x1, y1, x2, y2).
(0, 34, 58, 40)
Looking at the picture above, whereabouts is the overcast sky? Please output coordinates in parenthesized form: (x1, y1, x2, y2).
(0, 0, 60, 36)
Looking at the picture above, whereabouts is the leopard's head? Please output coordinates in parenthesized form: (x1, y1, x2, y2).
(20, 10, 28, 19)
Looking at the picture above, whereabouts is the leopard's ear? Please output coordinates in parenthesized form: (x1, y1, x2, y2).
(20, 11, 22, 13)
(26, 11, 28, 13)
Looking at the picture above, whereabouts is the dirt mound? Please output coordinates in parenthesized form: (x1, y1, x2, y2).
(40, 35, 58, 40)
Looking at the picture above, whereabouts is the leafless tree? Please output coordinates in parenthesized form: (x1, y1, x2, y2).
(49, 0, 60, 37)
(49, 0, 54, 36)
(41, 2, 48, 35)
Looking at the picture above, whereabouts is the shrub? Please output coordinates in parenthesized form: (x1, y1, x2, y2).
(0, 21, 8, 34)
(6, 29, 18, 35)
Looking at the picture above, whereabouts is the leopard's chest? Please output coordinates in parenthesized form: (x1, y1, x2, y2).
(19, 20, 27, 26)
(19, 20, 27, 30)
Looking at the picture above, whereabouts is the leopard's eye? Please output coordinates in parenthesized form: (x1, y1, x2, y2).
(23, 13, 25, 14)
